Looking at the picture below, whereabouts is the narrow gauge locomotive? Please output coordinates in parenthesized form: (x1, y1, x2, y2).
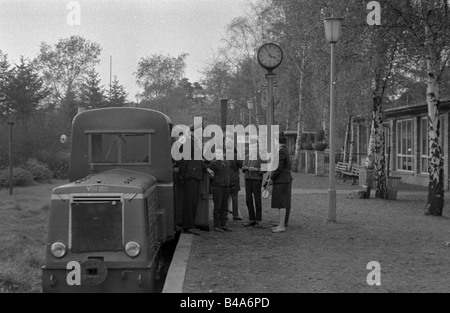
(42, 107, 209, 293)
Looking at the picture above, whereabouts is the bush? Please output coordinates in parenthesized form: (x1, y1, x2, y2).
(317, 129, 326, 142)
(0, 167, 34, 187)
(24, 158, 53, 182)
(300, 133, 308, 144)
(313, 142, 328, 151)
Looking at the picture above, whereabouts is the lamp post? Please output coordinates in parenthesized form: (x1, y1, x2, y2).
(324, 17, 344, 223)
(247, 100, 254, 127)
(7, 120, 14, 196)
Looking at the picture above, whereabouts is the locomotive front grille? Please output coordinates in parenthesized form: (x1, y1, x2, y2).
(70, 196, 124, 253)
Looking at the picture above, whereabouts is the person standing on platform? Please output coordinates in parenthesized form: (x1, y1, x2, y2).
(178, 125, 213, 235)
(226, 138, 243, 221)
(243, 138, 265, 228)
(210, 148, 232, 232)
(267, 133, 293, 233)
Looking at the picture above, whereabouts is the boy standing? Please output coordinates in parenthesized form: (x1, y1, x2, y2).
(210, 148, 232, 232)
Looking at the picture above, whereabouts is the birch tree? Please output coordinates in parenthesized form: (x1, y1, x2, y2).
(272, 0, 327, 172)
(356, 1, 404, 199)
(391, 0, 450, 216)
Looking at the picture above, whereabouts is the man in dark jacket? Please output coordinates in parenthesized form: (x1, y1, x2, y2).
(177, 127, 212, 235)
(227, 143, 243, 221)
(267, 133, 293, 233)
(210, 148, 232, 232)
(242, 140, 265, 228)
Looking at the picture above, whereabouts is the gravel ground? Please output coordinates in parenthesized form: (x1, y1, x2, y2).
(183, 174, 450, 293)
(240, 171, 429, 192)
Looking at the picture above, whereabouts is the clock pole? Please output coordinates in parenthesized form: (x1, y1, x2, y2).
(257, 43, 283, 165)
(266, 71, 276, 154)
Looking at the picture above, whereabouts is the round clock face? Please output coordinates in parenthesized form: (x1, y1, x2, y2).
(257, 43, 283, 70)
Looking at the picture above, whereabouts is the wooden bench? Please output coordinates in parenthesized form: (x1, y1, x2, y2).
(335, 162, 348, 178)
(342, 165, 361, 185)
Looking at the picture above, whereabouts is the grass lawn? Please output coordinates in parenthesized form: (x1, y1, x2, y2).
(0, 180, 65, 293)
(183, 174, 450, 293)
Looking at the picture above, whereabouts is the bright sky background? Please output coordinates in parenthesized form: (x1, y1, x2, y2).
(0, 0, 251, 101)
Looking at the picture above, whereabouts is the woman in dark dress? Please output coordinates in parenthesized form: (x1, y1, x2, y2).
(266, 133, 293, 233)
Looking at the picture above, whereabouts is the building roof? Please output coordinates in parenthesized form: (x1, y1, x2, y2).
(385, 99, 450, 118)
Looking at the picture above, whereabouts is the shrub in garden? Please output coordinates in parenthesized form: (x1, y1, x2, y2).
(303, 133, 315, 150)
(0, 167, 34, 187)
(317, 129, 326, 142)
(24, 158, 53, 182)
(300, 133, 308, 145)
(313, 142, 328, 151)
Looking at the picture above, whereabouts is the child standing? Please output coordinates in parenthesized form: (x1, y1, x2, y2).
(210, 148, 232, 232)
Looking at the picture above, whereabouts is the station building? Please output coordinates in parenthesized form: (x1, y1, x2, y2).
(355, 99, 450, 190)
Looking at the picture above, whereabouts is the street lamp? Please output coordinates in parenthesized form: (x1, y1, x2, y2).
(247, 100, 254, 127)
(324, 17, 344, 223)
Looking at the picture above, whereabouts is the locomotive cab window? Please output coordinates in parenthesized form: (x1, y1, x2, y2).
(86, 129, 155, 165)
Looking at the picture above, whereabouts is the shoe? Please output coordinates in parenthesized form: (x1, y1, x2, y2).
(254, 222, 263, 228)
(221, 226, 232, 232)
(271, 227, 285, 233)
(233, 216, 243, 221)
(213, 227, 225, 232)
(244, 221, 256, 227)
(272, 223, 288, 227)
(184, 228, 201, 236)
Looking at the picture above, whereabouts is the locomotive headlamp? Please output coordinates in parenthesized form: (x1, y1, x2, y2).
(51, 242, 66, 258)
(125, 242, 141, 258)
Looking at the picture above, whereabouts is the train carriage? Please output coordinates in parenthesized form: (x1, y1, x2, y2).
(42, 107, 185, 293)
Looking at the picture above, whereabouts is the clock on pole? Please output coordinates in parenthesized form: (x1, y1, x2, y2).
(257, 42, 283, 72)
(257, 43, 283, 154)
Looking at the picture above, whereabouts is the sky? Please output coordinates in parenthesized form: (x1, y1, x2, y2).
(0, 0, 251, 101)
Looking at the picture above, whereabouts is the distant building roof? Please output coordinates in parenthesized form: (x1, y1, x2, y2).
(355, 99, 450, 123)
(385, 99, 450, 118)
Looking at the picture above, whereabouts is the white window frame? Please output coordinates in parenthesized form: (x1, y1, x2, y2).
(420, 117, 429, 174)
(396, 119, 414, 172)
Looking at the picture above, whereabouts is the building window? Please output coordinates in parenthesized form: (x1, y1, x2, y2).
(384, 125, 390, 153)
(359, 124, 369, 155)
(396, 119, 414, 171)
(419, 116, 445, 174)
(88, 131, 153, 165)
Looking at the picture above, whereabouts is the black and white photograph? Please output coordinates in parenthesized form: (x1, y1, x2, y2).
(0, 0, 449, 298)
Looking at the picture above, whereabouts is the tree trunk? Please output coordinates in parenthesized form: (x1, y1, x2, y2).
(348, 117, 355, 169)
(366, 89, 388, 198)
(323, 104, 328, 144)
(372, 96, 388, 199)
(343, 114, 352, 168)
(293, 60, 305, 173)
(425, 62, 444, 216)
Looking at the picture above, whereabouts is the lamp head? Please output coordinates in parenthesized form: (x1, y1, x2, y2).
(323, 17, 344, 44)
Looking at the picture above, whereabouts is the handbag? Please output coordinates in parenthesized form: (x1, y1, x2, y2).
(261, 179, 272, 199)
